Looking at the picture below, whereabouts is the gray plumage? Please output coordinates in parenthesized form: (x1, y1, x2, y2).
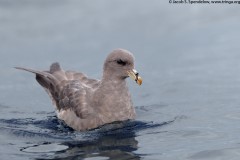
(15, 49, 141, 131)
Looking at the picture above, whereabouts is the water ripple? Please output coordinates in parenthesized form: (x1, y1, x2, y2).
(0, 110, 177, 159)
(0, 112, 176, 140)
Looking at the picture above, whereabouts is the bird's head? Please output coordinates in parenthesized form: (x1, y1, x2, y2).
(103, 49, 142, 85)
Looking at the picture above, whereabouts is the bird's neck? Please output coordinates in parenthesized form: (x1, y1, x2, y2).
(100, 77, 128, 91)
(93, 77, 134, 121)
(101, 72, 124, 84)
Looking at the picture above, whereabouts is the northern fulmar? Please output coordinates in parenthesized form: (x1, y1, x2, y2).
(15, 49, 142, 131)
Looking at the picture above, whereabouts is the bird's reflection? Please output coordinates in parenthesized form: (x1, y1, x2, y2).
(46, 121, 141, 160)
(1, 115, 173, 160)
(47, 119, 170, 160)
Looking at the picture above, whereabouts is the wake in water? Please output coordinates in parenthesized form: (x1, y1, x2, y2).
(11, 116, 176, 159)
(0, 113, 175, 140)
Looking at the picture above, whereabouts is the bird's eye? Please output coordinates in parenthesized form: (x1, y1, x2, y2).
(116, 59, 127, 66)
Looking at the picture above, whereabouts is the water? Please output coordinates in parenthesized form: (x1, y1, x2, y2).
(1, 0, 240, 159)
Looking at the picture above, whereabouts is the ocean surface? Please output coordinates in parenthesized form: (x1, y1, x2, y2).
(1, 1, 240, 159)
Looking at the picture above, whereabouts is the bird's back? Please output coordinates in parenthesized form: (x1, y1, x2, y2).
(40, 63, 100, 115)
(16, 63, 103, 130)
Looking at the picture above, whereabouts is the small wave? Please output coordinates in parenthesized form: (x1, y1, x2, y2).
(0, 112, 178, 160)
(0, 111, 177, 141)
(0, 115, 75, 140)
(88, 119, 175, 137)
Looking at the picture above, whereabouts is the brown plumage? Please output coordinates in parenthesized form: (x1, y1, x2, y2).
(15, 49, 142, 131)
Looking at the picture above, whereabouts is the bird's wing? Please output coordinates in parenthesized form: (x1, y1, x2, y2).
(63, 70, 100, 89)
(53, 70, 100, 119)
(15, 63, 100, 119)
(57, 79, 95, 119)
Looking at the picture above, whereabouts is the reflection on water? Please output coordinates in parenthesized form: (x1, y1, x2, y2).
(0, 113, 175, 160)
(46, 133, 139, 160)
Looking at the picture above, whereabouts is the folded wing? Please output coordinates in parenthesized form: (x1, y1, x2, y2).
(15, 62, 100, 120)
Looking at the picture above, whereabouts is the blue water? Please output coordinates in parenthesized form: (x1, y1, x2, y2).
(1, 1, 240, 159)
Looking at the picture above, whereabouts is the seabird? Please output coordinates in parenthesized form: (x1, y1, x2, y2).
(15, 49, 142, 131)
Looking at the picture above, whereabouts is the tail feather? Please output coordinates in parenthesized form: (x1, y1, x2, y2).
(15, 67, 57, 79)
(15, 67, 48, 77)
(15, 66, 58, 88)
(15, 66, 60, 109)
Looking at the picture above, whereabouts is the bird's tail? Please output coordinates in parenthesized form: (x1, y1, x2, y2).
(15, 67, 48, 76)
(15, 67, 57, 89)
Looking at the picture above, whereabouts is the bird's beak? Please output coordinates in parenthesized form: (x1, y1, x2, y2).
(127, 69, 142, 85)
